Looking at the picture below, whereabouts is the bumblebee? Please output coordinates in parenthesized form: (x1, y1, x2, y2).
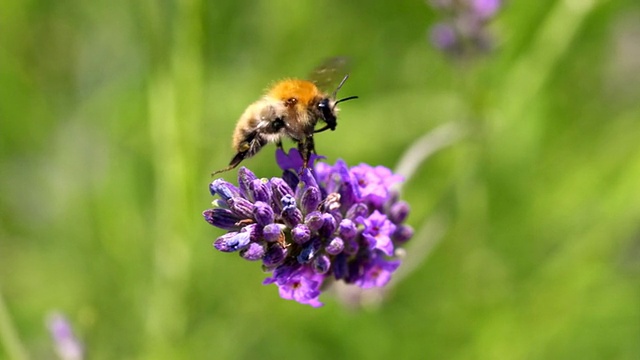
(212, 57, 358, 175)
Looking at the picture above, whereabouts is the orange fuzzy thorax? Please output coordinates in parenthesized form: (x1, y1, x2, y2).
(266, 79, 322, 106)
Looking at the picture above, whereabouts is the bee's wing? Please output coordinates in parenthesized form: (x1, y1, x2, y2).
(307, 56, 351, 94)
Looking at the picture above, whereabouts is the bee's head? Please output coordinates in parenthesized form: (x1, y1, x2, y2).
(316, 75, 358, 132)
(317, 98, 338, 131)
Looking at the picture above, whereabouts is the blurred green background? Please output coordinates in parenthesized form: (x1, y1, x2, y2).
(1, 0, 639, 359)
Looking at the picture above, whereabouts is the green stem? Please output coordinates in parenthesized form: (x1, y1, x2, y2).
(490, 0, 601, 163)
(0, 289, 28, 360)
(142, 0, 203, 357)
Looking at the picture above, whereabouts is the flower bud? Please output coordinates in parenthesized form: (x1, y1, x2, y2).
(388, 201, 410, 224)
(270, 178, 294, 213)
(262, 223, 283, 243)
(392, 224, 414, 244)
(250, 179, 272, 204)
(209, 179, 240, 202)
(345, 202, 368, 220)
(263, 244, 287, 267)
(319, 213, 337, 238)
(304, 211, 324, 232)
(299, 168, 318, 189)
(240, 242, 265, 261)
(203, 208, 240, 231)
(281, 195, 302, 227)
(313, 255, 331, 274)
(297, 238, 321, 264)
(338, 219, 357, 241)
(325, 237, 344, 255)
(227, 197, 254, 219)
(292, 224, 311, 244)
(237, 167, 258, 201)
(253, 201, 274, 226)
(213, 231, 250, 252)
(300, 186, 321, 214)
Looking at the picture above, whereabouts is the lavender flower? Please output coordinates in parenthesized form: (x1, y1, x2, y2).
(203, 148, 414, 307)
(46, 312, 84, 360)
(428, 0, 502, 56)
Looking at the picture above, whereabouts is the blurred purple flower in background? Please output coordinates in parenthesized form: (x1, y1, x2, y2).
(46, 312, 84, 360)
(203, 149, 413, 307)
(428, 0, 502, 56)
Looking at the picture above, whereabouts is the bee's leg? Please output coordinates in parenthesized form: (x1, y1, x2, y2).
(211, 155, 245, 176)
(314, 124, 331, 133)
(211, 149, 252, 176)
(297, 139, 307, 169)
(211, 133, 266, 176)
(276, 141, 284, 150)
(299, 135, 316, 169)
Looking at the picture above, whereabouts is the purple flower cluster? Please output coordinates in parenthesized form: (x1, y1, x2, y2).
(203, 149, 413, 307)
(428, 0, 502, 56)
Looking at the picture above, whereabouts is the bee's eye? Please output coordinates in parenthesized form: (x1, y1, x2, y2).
(317, 99, 333, 121)
(285, 98, 297, 107)
(271, 117, 285, 131)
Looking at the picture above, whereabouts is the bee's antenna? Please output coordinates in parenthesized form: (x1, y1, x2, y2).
(331, 74, 351, 99)
(332, 95, 359, 110)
